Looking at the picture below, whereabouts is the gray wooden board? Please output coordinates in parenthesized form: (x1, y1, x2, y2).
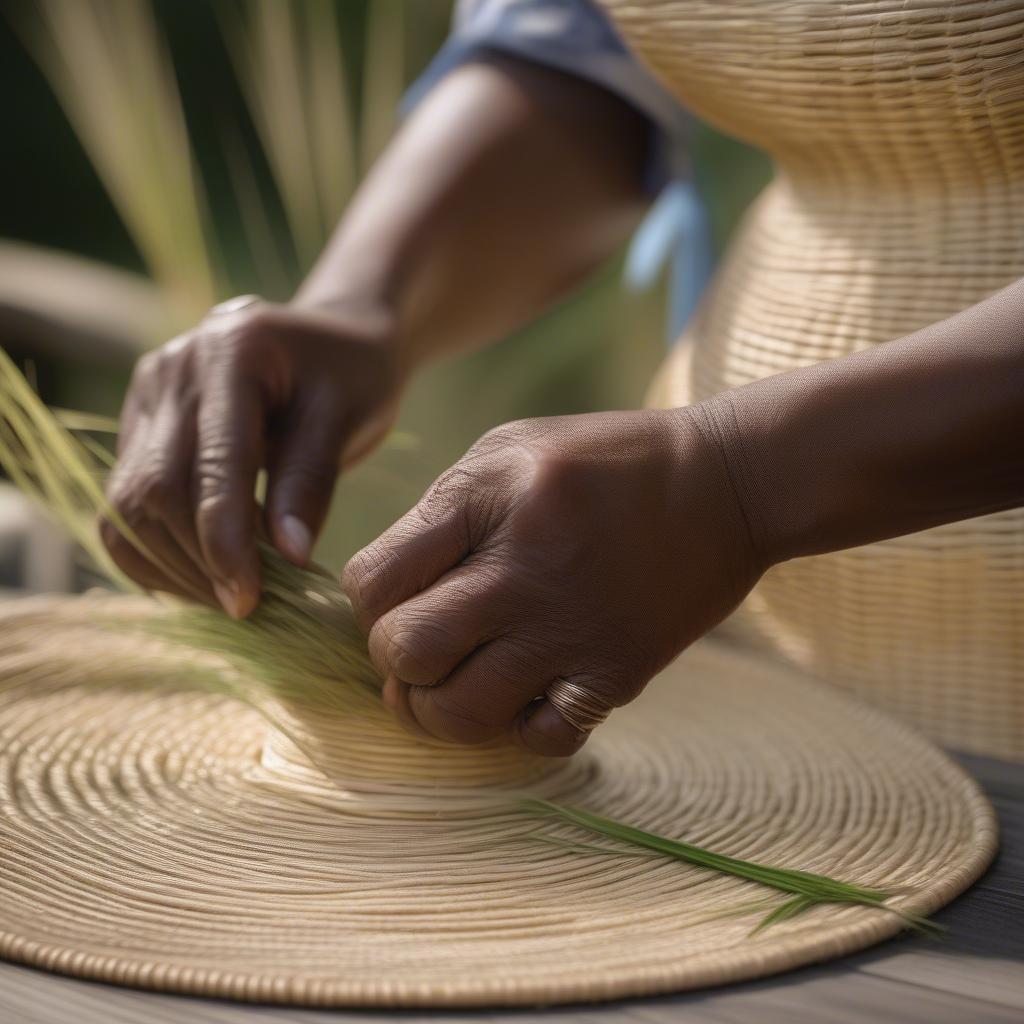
(0, 754, 1020, 1024)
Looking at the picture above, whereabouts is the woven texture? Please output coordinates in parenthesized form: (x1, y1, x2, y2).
(613, 0, 1024, 759)
(0, 595, 996, 1007)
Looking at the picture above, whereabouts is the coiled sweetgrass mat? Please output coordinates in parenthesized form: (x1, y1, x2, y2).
(0, 593, 996, 1007)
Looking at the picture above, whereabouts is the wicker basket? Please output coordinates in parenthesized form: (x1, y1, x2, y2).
(613, 0, 1024, 760)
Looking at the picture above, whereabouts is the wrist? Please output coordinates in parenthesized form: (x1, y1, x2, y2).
(685, 375, 864, 567)
(678, 392, 800, 570)
(290, 287, 412, 373)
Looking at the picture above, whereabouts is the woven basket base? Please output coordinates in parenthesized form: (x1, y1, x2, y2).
(0, 597, 997, 1007)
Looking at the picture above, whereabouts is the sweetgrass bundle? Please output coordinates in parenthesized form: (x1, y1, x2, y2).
(0, 346, 934, 935)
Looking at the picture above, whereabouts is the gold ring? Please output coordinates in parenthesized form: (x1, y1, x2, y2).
(209, 294, 262, 316)
(545, 678, 612, 734)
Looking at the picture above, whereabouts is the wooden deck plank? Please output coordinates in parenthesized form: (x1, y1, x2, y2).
(4, 958, 1022, 1024)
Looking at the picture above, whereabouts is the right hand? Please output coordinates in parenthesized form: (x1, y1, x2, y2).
(101, 298, 403, 618)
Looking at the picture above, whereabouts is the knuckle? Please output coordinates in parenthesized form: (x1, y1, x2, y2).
(200, 308, 292, 398)
(424, 464, 478, 515)
(275, 454, 338, 497)
(472, 418, 533, 454)
(105, 478, 141, 526)
(193, 495, 238, 567)
(130, 350, 161, 387)
(194, 491, 230, 530)
(372, 614, 460, 685)
(421, 463, 501, 543)
(213, 309, 276, 365)
(412, 687, 498, 745)
(342, 541, 405, 626)
(134, 466, 174, 512)
(98, 516, 129, 556)
(129, 335, 198, 406)
(503, 450, 588, 556)
(386, 628, 441, 684)
(194, 444, 234, 494)
(235, 306, 277, 338)
(525, 447, 580, 504)
(155, 333, 196, 376)
(138, 334, 193, 379)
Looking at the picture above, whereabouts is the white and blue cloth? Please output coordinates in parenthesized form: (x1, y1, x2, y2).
(406, 0, 713, 339)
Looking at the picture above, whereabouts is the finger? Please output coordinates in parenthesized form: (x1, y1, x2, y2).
(143, 393, 209, 577)
(116, 351, 160, 457)
(103, 404, 153, 543)
(193, 364, 265, 618)
(405, 637, 545, 745)
(342, 486, 472, 631)
(100, 515, 180, 595)
(116, 334, 192, 456)
(264, 388, 345, 566)
(134, 517, 214, 603)
(515, 672, 632, 758)
(366, 562, 504, 684)
(105, 398, 209, 598)
(99, 515, 215, 606)
(116, 383, 146, 458)
(514, 697, 591, 758)
(381, 675, 432, 739)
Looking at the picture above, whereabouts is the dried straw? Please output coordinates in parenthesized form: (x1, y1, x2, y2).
(0, 346, 997, 1004)
(0, 594, 996, 1006)
(627, 0, 1024, 761)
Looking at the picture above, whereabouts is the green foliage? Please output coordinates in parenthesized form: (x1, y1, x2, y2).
(527, 801, 942, 936)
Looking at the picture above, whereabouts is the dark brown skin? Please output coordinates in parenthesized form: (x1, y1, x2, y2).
(105, 54, 1024, 756)
(101, 302, 402, 613)
(342, 408, 759, 756)
(343, 276, 1024, 755)
(102, 55, 650, 616)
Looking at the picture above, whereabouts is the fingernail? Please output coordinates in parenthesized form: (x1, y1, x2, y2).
(278, 514, 312, 565)
(213, 580, 243, 619)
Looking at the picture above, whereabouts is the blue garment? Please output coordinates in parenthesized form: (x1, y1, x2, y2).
(406, 0, 712, 339)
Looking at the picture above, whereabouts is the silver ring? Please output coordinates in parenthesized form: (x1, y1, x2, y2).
(208, 294, 262, 317)
(545, 678, 612, 734)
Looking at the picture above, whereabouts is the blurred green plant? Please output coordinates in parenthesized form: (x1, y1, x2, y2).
(220, 0, 355, 276)
(22, 0, 219, 319)
(7, 0, 766, 561)
(17, 0, 435, 325)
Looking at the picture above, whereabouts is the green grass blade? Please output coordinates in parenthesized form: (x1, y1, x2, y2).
(524, 800, 889, 905)
(750, 895, 817, 935)
(0, 352, 941, 942)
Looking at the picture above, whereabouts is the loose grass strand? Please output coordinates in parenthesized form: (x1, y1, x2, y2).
(0, 349, 933, 936)
(524, 800, 943, 935)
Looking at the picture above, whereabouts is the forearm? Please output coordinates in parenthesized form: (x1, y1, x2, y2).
(295, 54, 650, 374)
(693, 277, 1024, 565)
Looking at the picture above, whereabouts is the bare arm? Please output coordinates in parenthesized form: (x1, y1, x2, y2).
(103, 54, 652, 616)
(343, 279, 1024, 755)
(297, 53, 651, 370)
(697, 275, 1024, 564)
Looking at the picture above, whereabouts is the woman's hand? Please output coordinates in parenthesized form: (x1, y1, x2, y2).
(342, 408, 766, 756)
(100, 54, 652, 620)
(102, 299, 402, 617)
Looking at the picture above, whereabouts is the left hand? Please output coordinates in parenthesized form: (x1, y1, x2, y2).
(342, 408, 766, 756)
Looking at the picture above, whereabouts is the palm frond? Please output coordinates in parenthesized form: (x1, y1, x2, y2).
(21, 0, 219, 321)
